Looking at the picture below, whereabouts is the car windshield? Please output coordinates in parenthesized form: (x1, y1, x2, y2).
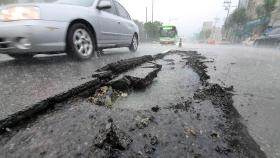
(0, 0, 95, 7)
(160, 29, 176, 38)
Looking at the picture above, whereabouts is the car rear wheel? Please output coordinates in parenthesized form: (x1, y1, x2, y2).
(129, 34, 138, 52)
(8, 54, 34, 60)
(66, 23, 95, 60)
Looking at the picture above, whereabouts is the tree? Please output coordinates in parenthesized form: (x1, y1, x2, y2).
(133, 20, 145, 39)
(263, 0, 277, 16)
(231, 8, 249, 25)
(199, 30, 212, 40)
(144, 21, 162, 40)
(222, 8, 250, 42)
(224, 8, 248, 30)
(132, 20, 164, 41)
(256, 0, 277, 17)
(256, 5, 266, 18)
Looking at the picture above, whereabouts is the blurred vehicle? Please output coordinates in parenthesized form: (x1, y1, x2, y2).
(242, 37, 255, 46)
(218, 39, 232, 45)
(254, 27, 280, 49)
(207, 39, 215, 45)
(0, 0, 139, 60)
(160, 25, 178, 44)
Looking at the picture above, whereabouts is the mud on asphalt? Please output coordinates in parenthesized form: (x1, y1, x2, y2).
(0, 51, 266, 158)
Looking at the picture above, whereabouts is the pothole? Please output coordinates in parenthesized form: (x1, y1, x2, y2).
(114, 54, 200, 110)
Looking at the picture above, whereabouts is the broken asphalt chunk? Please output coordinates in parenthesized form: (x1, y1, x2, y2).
(153, 53, 165, 60)
(95, 119, 133, 151)
(184, 128, 197, 137)
(210, 132, 219, 139)
(151, 105, 160, 112)
(107, 63, 162, 91)
(144, 144, 156, 154)
(107, 75, 132, 91)
(88, 86, 120, 108)
(97, 55, 153, 74)
(92, 71, 113, 79)
(215, 146, 232, 155)
(150, 136, 159, 145)
(136, 116, 154, 129)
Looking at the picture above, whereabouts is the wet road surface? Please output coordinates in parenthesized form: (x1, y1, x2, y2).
(0, 43, 176, 120)
(192, 45, 280, 158)
(0, 43, 280, 157)
(0, 51, 265, 158)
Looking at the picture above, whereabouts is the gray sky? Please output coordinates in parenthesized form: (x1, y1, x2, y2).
(118, 0, 239, 37)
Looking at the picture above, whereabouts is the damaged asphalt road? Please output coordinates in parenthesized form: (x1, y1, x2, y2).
(0, 50, 266, 158)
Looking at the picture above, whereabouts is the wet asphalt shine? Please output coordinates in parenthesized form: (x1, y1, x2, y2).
(0, 43, 269, 158)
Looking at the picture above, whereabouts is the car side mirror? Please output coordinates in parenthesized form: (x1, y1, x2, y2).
(97, 1, 112, 10)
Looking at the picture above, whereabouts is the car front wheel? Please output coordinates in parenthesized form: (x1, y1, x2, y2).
(67, 23, 95, 60)
(129, 34, 138, 52)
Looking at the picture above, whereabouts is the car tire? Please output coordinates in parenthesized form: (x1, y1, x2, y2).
(8, 54, 34, 60)
(129, 34, 138, 53)
(66, 23, 96, 60)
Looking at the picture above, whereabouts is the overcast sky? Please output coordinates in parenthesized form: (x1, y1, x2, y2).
(118, 0, 239, 37)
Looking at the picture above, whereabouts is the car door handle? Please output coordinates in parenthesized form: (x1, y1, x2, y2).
(117, 22, 121, 24)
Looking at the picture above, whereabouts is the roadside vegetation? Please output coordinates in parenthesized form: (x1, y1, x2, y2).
(134, 20, 163, 42)
(223, 0, 277, 42)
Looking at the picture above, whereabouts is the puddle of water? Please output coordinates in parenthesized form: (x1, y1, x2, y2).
(114, 54, 200, 110)
(124, 67, 157, 78)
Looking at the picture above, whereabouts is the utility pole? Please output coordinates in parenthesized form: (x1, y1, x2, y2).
(152, 0, 154, 23)
(223, 0, 237, 41)
(146, 7, 148, 23)
(224, 0, 232, 20)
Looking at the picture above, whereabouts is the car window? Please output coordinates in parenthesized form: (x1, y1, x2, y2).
(98, 0, 117, 15)
(113, 1, 131, 20)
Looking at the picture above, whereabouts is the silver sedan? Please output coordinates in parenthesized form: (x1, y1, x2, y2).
(0, 0, 139, 60)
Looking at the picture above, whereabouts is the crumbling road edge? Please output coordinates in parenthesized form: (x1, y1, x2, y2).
(184, 51, 266, 158)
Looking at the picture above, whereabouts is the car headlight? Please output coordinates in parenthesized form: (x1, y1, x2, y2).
(0, 6, 40, 21)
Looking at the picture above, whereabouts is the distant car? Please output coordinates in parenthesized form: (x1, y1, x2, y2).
(242, 37, 255, 46)
(207, 39, 215, 45)
(0, 0, 139, 60)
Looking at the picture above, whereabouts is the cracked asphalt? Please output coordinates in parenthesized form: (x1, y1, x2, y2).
(0, 43, 176, 120)
(0, 43, 280, 157)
